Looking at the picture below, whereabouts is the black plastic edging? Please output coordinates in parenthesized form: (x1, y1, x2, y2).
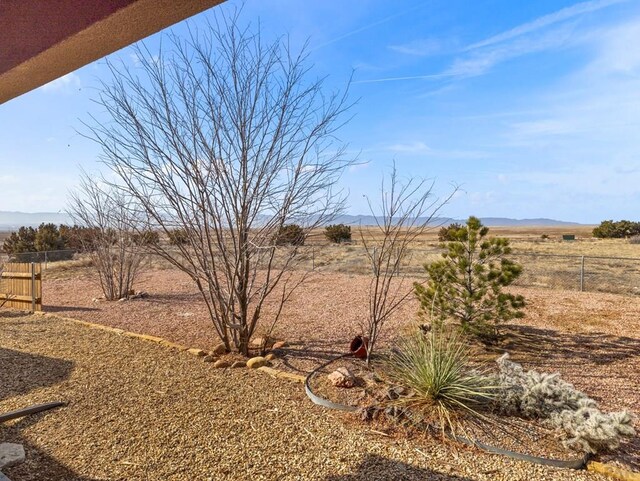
(0, 401, 65, 423)
(304, 354, 589, 470)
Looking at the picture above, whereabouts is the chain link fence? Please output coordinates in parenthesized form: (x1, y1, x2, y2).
(299, 246, 640, 296)
(2, 246, 639, 296)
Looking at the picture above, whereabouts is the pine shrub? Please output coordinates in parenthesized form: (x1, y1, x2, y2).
(415, 216, 525, 336)
(324, 224, 351, 243)
(273, 224, 305, 246)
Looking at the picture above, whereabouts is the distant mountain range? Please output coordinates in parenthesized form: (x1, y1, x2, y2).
(0, 210, 584, 231)
(330, 215, 584, 227)
(0, 211, 72, 230)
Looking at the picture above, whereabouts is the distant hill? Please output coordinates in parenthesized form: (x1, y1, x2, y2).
(0, 211, 584, 231)
(0, 211, 72, 230)
(330, 215, 584, 227)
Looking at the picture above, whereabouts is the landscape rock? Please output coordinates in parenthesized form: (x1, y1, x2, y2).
(272, 341, 287, 350)
(265, 353, 277, 362)
(328, 367, 356, 388)
(202, 354, 217, 363)
(211, 343, 227, 356)
(187, 348, 206, 357)
(231, 360, 246, 368)
(0, 443, 25, 469)
(213, 360, 231, 368)
(246, 356, 268, 369)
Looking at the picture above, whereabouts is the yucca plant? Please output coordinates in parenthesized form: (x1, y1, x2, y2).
(384, 327, 497, 437)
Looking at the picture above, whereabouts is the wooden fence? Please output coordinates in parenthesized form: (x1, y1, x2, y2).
(0, 262, 42, 312)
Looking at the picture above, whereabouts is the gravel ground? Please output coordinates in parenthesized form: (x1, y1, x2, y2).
(44, 268, 640, 410)
(40, 266, 640, 470)
(0, 313, 610, 481)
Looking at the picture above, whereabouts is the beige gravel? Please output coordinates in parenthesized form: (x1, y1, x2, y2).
(39, 266, 640, 471)
(0, 313, 610, 481)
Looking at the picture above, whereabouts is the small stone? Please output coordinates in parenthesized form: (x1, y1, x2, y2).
(213, 359, 230, 368)
(328, 367, 356, 388)
(231, 360, 246, 368)
(264, 353, 277, 361)
(203, 354, 216, 363)
(272, 341, 287, 350)
(246, 356, 267, 369)
(187, 348, 206, 357)
(212, 343, 227, 356)
(0, 443, 25, 469)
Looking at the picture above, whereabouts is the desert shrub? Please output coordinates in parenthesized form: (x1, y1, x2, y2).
(273, 224, 305, 246)
(324, 224, 351, 243)
(629, 235, 640, 244)
(384, 327, 496, 436)
(415, 216, 525, 336)
(132, 230, 160, 246)
(593, 219, 640, 238)
(495, 354, 635, 454)
(540, 234, 549, 240)
(438, 223, 464, 242)
(34, 223, 66, 252)
(2, 226, 37, 255)
(167, 228, 189, 245)
(59, 225, 99, 252)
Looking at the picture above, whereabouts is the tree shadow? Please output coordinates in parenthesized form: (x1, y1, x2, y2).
(324, 454, 477, 481)
(46, 305, 100, 313)
(277, 339, 349, 374)
(491, 324, 640, 366)
(2, 415, 100, 481)
(0, 347, 74, 402)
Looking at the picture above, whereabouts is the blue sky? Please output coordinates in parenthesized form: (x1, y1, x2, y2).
(1, 0, 640, 223)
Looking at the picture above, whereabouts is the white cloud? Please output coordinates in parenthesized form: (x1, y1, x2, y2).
(466, 0, 628, 50)
(40, 72, 81, 92)
(386, 141, 431, 153)
(388, 38, 452, 57)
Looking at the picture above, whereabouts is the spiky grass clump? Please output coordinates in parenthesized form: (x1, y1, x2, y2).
(384, 327, 497, 436)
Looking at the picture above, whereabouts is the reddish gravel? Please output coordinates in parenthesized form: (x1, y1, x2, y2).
(11, 265, 640, 474)
(43, 267, 640, 412)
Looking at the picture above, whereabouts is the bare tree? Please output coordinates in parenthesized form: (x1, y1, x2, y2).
(82, 10, 353, 354)
(68, 174, 144, 301)
(360, 165, 455, 365)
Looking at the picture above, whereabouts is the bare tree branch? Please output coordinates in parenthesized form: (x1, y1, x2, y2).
(79, 9, 354, 354)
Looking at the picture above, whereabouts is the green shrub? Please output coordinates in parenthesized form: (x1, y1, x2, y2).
(34, 223, 66, 252)
(59, 225, 99, 252)
(438, 223, 464, 242)
(324, 224, 351, 243)
(273, 224, 305, 246)
(2, 226, 36, 254)
(415, 216, 525, 336)
(132, 230, 160, 246)
(593, 219, 640, 238)
(167, 228, 189, 246)
(384, 327, 496, 436)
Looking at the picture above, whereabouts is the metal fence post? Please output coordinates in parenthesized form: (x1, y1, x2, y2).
(580, 256, 585, 292)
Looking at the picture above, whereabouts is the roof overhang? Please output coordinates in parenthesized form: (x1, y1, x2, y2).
(0, 0, 225, 105)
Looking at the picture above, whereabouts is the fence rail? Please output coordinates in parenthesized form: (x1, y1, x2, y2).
(0, 262, 42, 311)
(2, 246, 639, 297)
(297, 246, 640, 297)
